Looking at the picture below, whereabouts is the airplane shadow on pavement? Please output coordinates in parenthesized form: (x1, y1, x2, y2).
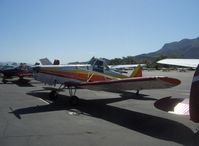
(9, 91, 199, 146)
(0, 78, 34, 87)
(119, 91, 157, 100)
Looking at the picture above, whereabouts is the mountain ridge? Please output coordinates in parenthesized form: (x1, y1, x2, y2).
(134, 37, 199, 61)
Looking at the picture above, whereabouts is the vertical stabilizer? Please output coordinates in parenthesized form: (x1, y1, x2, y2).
(129, 65, 142, 78)
(39, 58, 52, 65)
(189, 64, 199, 122)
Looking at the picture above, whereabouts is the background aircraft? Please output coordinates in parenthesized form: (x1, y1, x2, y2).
(0, 63, 32, 84)
(157, 58, 199, 68)
(33, 57, 180, 105)
(108, 64, 146, 74)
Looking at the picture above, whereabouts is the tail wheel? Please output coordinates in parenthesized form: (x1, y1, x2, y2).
(2, 79, 7, 84)
(136, 90, 140, 95)
(19, 76, 23, 80)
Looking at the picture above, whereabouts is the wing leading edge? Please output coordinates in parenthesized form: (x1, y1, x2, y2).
(78, 76, 181, 92)
(157, 59, 199, 68)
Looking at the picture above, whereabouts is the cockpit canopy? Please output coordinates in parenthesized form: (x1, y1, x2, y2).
(89, 57, 109, 73)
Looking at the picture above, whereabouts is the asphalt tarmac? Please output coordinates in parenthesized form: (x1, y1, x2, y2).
(0, 71, 199, 146)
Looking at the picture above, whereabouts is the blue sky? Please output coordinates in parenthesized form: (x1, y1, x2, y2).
(0, 0, 199, 64)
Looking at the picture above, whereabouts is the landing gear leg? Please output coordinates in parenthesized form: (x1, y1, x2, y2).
(48, 84, 80, 105)
(2, 78, 7, 84)
(48, 84, 65, 100)
(68, 86, 79, 106)
(136, 90, 139, 95)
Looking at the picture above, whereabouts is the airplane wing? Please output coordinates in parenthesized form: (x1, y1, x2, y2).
(76, 76, 180, 92)
(157, 59, 199, 68)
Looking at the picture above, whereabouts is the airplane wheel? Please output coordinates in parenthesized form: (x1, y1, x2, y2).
(136, 90, 140, 95)
(2, 79, 7, 84)
(69, 96, 79, 106)
(49, 90, 58, 100)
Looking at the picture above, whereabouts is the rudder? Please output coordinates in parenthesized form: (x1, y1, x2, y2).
(129, 65, 142, 78)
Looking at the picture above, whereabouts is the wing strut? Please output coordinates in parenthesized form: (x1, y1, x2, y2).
(87, 72, 95, 82)
(68, 86, 77, 97)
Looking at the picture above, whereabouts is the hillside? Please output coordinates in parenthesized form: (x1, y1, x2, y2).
(134, 37, 199, 62)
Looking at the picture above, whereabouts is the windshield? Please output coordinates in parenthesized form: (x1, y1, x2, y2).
(91, 58, 109, 73)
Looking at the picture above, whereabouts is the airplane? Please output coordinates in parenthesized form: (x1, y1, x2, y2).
(155, 59, 199, 123)
(32, 57, 180, 105)
(0, 63, 32, 84)
(177, 68, 188, 72)
(109, 64, 146, 74)
(157, 58, 199, 68)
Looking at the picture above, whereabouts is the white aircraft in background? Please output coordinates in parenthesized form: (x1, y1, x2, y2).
(109, 64, 146, 70)
(157, 58, 199, 68)
(109, 64, 146, 73)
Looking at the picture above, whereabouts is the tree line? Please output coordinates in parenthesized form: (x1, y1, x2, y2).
(106, 56, 168, 69)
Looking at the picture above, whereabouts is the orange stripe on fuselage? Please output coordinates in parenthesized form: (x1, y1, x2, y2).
(40, 68, 112, 82)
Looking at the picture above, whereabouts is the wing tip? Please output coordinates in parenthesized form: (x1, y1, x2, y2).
(159, 77, 181, 86)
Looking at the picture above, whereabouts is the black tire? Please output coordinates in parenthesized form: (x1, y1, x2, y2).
(2, 79, 7, 84)
(69, 96, 79, 106)
(49, 90, 58, 100)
